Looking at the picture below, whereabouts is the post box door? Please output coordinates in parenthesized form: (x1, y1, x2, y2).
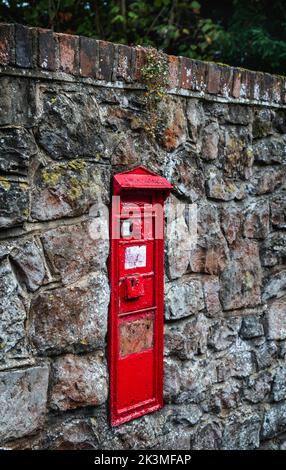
(109, 167, 172, 426)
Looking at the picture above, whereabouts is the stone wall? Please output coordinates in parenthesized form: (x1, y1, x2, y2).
(0, 23, 286, 450)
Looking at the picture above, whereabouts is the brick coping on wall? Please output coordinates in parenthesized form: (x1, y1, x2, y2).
(0, 22, 285, 108)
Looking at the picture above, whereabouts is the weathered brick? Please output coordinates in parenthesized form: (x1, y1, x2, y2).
(38, 28, 56, 71)
(15, 24, 36, 68)
(262, 73, 273, 102)
(79, 36, 97, 77)
(58, 33, 79, 74)
(207, 63, 221, 94)
(219, 66, 233, 97)
(96, 40, 115, 81)
(0, 23, 14, 65)
(133, 46, 147, 81)
(115, 44, 134, 82)
(168, 54, 180, 88)
(180, 57, 193, 89)
(232, 68, 241, 98)
(193, 60, 207, 92)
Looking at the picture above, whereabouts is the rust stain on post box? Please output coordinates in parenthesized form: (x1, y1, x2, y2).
(119, 317, 154, 357)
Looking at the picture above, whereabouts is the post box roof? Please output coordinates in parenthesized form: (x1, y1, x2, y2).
(113, 166, 173, 193)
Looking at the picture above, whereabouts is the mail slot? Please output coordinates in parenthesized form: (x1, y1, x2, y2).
(108, 166, 172, 426)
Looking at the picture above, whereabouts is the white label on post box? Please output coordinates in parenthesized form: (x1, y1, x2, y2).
(125, 245, 146, 269)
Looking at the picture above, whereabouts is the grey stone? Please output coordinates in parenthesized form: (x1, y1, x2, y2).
(220, 240, 262, 310)
(0, 127, 37, 175)
(243, 371, 272, 403)
(29, 272, 109, 355)
(222, 411, 261, 449)
(261, 403, 286, 439)
(0, 366, 49, 442)
(165, 314, 209, 360)
(255, 340, 278, 370)
(217, 340, 255, 381)
(248, 165, 286, 196)
(165, 278, 204, 320)
(265, 297, 286, 340)
(0, 258, 28, 365)
(190, 420, 222, 450)
(49, 352, 108, 411)
(206, 175, 245, 201)
(31, 161, 110, 221)
(243, 199, 269, 239)
(9, 239, 46, 292)
(272, 366, 286, 402)
(41, 221, 109, 285)
(203, 276, 221, 316)
(208, 318, 241, 352)
(270, 194, 286, 229)
(262, 269, 286, 301)
(201, 121, 219, 160)
(240, 316, 264, 339)
(0, 77, 37, 126)
(253, 136, 286, 164)
(165, 195, 193, 280)
(189, 203, 229, 275)
(36, 89, 106, 160)
(260, 232, 286, 267)
(0, 180, 29, 228)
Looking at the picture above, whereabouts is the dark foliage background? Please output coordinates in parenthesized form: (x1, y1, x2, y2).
(1, 0, 285, 75)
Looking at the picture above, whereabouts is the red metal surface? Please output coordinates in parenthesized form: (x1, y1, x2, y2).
(108, 166, 172, 426)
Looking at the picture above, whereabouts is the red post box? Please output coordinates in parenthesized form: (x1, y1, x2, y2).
(109, 166, 172, 426)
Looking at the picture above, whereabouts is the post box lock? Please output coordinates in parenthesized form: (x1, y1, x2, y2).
(125, 275, 144, 299)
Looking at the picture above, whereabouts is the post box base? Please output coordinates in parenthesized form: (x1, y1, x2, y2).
(111, 401, 163, 427)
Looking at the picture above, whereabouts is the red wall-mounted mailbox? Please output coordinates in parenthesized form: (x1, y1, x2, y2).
(109, 166, 172, 426)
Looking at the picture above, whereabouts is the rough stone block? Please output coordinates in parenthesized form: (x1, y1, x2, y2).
(253, 136, 286, 164)
(220, 240, 262, 310)
(41, 221, 109, 285)
(9, 239, 46, 292)
(240, 316, 264, 339)
(0, 366, 49, 442)
(30, 272, 109, 355)
(49, 352, 107, 411)
(189, 203, 229, 275)
(0, 77, 37, 126)
(0, 180, 29, 228)
(243, 199, 269, 239)
(31, 161, 110, 221)
(165, 314, 208, 360)
(221, 411, 261, 449)
(203, 277, 221, 316)
(0, 258, 28, 366)
(272, 366, 286, 402)
(36, 88, 105, 160)
(262, 403, 286, 439)
(165, 278, 204, 320)
(0, 127, 37, 175)
(270, 195, 286, 229)
(265, 297, 286, 340)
